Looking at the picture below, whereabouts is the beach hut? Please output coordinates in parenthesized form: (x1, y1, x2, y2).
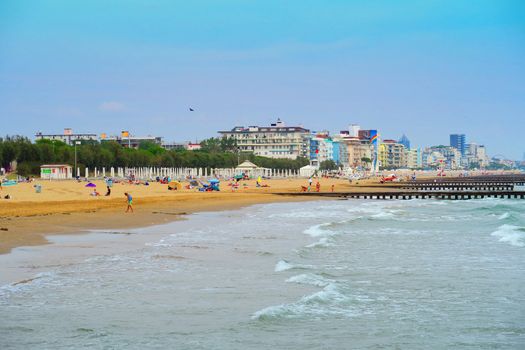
(40, 164, 73, 180)
(235, 160, 262, 178)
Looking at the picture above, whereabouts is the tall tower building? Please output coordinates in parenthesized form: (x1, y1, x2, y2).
(450, 134, 466, 156)
(349, 124, 360, 138)
(398, 134, 410, 150)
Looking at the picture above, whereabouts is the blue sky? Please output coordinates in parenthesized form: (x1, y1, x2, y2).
(1, 0, 524, 158)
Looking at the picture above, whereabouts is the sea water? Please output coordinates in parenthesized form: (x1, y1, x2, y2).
(1, 198, 524, 349)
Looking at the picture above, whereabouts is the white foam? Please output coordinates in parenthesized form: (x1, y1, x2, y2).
(286, 273, 332, 287)
(301, 283, 348, 304)
(370, 211, 396, 219)
(498, 212, 510, 220)
(251, 282, 348, 320)
(303, 223, 339, 237)
(491, 224, 525, 247)
(274, 260, 313, 272)
(305, 237, 334, 248)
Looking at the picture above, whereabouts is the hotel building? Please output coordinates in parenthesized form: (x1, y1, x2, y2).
(218, 119, 310, 159)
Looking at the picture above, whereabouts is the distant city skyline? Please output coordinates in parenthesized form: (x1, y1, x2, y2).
(1, 0, 523, 159)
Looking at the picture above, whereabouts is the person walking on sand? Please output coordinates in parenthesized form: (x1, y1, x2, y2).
(125, 192, 133, 213)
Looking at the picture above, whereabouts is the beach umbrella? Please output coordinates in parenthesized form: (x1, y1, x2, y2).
(85, 183, 96, 187)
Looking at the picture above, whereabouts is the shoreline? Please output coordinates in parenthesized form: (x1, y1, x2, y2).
(0, 196, 322, 286)
(0, 178, 359, 254)
(0, 190, 326, 254)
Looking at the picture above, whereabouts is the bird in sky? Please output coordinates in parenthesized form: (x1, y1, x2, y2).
(189, 107, 194, 112)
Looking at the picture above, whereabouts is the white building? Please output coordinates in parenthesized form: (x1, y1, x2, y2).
(35, 128, 98, 145)
(102, 131, 163, 149)
(423, 146, 462, 169)
(466, 143, 489, 167)
(406, 148, 423, 169)
(218, 119, 310, 159)
(349, 124, 360, 138)
(40, 164, 73, 179)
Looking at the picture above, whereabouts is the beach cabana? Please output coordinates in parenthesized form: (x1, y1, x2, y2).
(235, 160, 264, 178)
(40, 164, 73, 180)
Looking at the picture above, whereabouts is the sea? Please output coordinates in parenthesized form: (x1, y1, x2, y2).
(1, 198, 524, 349)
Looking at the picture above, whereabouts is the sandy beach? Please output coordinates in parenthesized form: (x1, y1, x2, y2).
(0, 177, 375, 254)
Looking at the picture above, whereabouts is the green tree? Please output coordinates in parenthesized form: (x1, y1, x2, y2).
(320, 160, 337, 170)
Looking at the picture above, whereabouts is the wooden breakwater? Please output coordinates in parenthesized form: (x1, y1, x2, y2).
(276, 191, 525, 200)
(363, 183, 517, 191)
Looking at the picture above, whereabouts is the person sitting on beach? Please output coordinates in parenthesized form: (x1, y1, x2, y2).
(125, 192, 133, 213)
(90, 189, 100, 197)
(105, 186, 111, 196)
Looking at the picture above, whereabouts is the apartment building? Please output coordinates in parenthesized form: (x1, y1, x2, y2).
(379, 140, 407, 169)
(218, 119, 310, 159)
(406, 148, 423, 169)
(341, 137, 373, 170)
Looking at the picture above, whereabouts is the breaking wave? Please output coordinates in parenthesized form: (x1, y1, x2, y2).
(251, 283, 352, 321)
(274, 260, 313, 272)
(491, 224, 525, 247)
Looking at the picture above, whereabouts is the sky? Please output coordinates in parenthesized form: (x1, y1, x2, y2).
(0, 0, 524, 159)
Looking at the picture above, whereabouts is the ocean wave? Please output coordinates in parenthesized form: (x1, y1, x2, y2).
(303, 223, 341, 237)
(305, 237, 334, 248)
(0, 272, 58, 301)
(491, 224, 525, 247)
(498, 212, 511, 220)
(274, 260, 313, 272)
(286, 273, 333, 287)
(268, 209, 344, 219)
(251, 283, 350, 321)
(369, 211, 397, 220)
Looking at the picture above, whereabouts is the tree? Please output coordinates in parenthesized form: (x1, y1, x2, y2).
(200, 138, 222, 153)
(220, 137, 237, 152)
(139, 141, 165, 156)
(320, 160, 337, 170)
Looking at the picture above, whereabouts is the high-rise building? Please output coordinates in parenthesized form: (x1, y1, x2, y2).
(450, 134, 466, 156)
(398, 134, 410, 150)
